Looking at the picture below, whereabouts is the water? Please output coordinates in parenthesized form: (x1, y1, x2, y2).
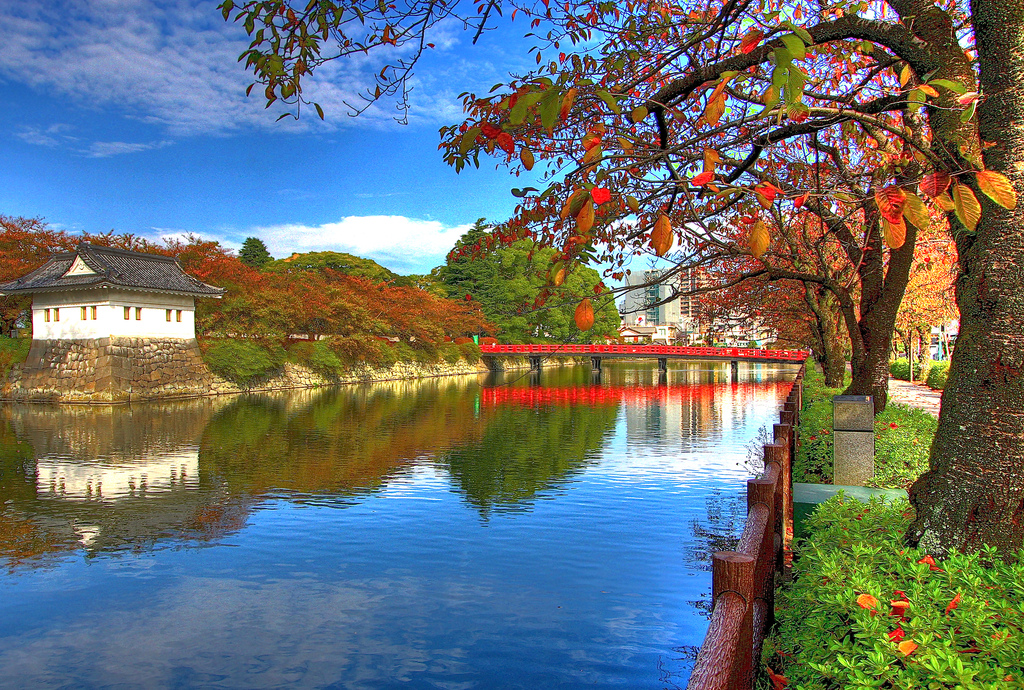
(0, 361, 796, 689)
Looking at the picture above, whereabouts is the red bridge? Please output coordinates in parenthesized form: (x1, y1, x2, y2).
(479, 343, 807, 378)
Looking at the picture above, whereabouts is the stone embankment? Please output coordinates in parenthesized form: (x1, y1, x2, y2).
(1, 340, 572, 404)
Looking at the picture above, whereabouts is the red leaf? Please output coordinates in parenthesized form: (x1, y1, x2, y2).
(888, 626, 906, 643)
(691, 171, 715, 186)
(480, 123, 502, 139)
(591, 187, 611, 205)
(919, 172, 951, 198)
(496, 132, 515, 155)
(793, 192, 809, 208)
(945, 592, 962, 614)
(740, 29, 764, 54)
(917, 554, 945, 571)
(857, 593, 879, 609)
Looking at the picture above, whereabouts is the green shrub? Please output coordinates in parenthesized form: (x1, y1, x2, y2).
(458, 341, 481, 363)
(766, 495, 1024, 689)
(926, 360, 950, 390)
(890, 357, 930, 382)
(0, 336, 31, 380)
(288, 340, 343, 377)
(439, 342, 463, 365)
(203, 339, 284, 385)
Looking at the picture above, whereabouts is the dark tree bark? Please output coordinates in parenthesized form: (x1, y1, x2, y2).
(804, 286, 847, 387)
(907, 0, 1024, 556)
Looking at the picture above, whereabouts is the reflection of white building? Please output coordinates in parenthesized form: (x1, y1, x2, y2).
(36, 449, 199, 501)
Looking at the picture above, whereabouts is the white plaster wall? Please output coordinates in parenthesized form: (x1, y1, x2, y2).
(32, 289, 198, 339)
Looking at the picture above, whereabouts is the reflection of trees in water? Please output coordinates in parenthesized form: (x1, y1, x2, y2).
(684, 488, 746, 619)
(443, 400, 620, 518)
(197, 377, 487, 501)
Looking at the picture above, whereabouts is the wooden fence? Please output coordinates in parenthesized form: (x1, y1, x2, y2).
(687, 363, 805, 690)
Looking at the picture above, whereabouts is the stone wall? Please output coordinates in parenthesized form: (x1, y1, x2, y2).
(4, 337, 214, 403)
(2, 338, 491, 403)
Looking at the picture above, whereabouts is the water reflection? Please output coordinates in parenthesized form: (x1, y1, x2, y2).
(0, 361, 798, 688)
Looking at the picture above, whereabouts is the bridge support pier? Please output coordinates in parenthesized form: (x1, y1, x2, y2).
(730, 360, 739, 382)
(529, 355, 542, 372)
(658, 357, 668, 372)
(590, 356, 602, 372)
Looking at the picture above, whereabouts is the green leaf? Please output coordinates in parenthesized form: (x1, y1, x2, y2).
(595, 90, 622, 115)
(773, 46, 792, 66)
(510, 91, 544, 126)
(780, 33, 806, 60)
(314, 102, 324, 120)
(786, 66, 806, 105)
(538, 89, 561, 130)
(928, 78, 967, 95)
(960, 101, 977, 123)
(460, 127, 481, 155)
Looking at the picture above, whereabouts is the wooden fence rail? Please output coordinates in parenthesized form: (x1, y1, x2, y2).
(687, 363, 805, 690)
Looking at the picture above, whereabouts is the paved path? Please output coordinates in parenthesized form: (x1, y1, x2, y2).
(887, 377, 943, 416)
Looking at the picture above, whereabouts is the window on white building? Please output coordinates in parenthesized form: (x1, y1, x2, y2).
(176, 310, 182, 322)
(44, 309, 50, 323)
(91, 306, 97, 320)
(81, 306, 87, 320)
(166, 309, 172, 322)
(53, 308, 59, 321)
(124, 306, 130, 320)
(135, 307, 142, 320)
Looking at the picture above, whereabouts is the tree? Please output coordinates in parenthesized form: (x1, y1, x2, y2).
(224, 0, 1024, 556)
(238, 237, 273, 268)
(438, 220, 620, 342)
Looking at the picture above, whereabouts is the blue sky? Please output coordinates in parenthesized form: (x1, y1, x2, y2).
(0, 0, 544, 275)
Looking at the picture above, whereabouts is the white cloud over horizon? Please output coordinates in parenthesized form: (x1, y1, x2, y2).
(248, 216, 474, 274)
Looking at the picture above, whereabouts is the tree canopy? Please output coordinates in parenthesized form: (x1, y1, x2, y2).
(238, 237, 273, 268)
(437, 219, 620, 342)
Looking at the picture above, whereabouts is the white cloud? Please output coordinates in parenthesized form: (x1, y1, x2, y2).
(0, 1, 519, 139)
(85, 139, 174, 157)
(252, 216, 474, 274)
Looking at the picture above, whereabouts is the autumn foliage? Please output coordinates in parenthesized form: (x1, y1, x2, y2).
(0, 217, 492, 359)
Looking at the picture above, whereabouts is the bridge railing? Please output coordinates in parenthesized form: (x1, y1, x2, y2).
(478, 343, 808, 361)
(687, 363, 804, 690)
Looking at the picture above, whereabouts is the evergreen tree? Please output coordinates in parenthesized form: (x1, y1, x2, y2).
(439, 220, 619, 343)
(238, 237, 272, 269)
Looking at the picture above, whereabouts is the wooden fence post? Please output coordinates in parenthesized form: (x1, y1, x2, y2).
(763, 442, 790, 570)
(711, 551, 756, 690)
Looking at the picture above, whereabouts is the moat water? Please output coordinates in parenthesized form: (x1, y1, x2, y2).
(0, 361, 796, 689)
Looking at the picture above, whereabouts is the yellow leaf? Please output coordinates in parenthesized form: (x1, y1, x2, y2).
(650, 214, 673, 256)
(918, 84, 939, 98)
(576, 199, 595, 234)
(617, 136, 634, 153)
(883, 215, 907, 249)
(976, 170, 1017, 209)
(583, 144, 603, 166)
(560, 87, 577, 120)
(952, 182, 982, 231)
(552, 267, 566, 287)
(630, 106, 648, 123)
(520, 147, 535, 171)
(934, 192, 955, 211)
(703, 148, 721, 173)
(748, 220, 770, 258)
(899, 64, 912, 88)
(574, 298, 595, 331)
(902, 192, 931, 231)
(625, 195, 640, 213)
(703, 93, 725, 127)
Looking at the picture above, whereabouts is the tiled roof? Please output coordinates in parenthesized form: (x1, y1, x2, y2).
(0, 243, 225, 297)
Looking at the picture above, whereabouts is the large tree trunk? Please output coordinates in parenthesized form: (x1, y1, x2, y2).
(804, 286, 847, 387)
(907, 0, 1024, 556)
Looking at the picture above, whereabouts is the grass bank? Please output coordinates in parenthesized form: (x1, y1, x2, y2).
(756, 363, 1024, 688)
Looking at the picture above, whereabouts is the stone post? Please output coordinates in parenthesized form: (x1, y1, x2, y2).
(832, 395, 875, 486)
